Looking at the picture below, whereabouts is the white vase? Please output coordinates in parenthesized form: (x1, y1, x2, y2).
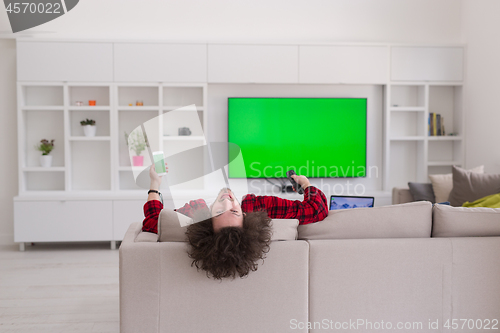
(83, 125, 97, 137)
(40, 155, 52, 168)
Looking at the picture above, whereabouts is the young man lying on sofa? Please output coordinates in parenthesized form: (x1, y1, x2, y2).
(142, 163, 328, 280)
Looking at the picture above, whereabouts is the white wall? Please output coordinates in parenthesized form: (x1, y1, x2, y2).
(0, 0, 464, 245)
(0, 39, 18, 244)
(1, 0, 462, 43)
(462, 0, 500, 173)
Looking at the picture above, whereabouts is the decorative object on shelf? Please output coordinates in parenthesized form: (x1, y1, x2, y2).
(128, 103, 133, 106)
(80, 118, 97, 137)
(89, 100, 96, 106)
(75, 101, 83, 106)
(125, 131, 147, 166)
(178, 127, 191, 136)
(136, 100, 143, 106)
(35, 139, 54, 168)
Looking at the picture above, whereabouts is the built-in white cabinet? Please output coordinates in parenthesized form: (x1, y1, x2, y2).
(17, 42, 113, 82)
(384, 83, 464, 190)
(14, 200, 113, 242)
(208, 44, 299, 83)
(299, 46, 389, 84)
(391, 47, 464, 81)
(114, 43, 207, 82)
(14, 40, 465, 249)
(113, 200, 147, 240)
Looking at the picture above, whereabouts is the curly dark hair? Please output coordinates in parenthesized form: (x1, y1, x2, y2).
(185, 210, 273, 280)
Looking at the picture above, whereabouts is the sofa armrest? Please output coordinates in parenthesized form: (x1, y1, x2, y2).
(392, 187, 414, 205)
(121, 222, 159, 244)
(119, 222, 161, 333)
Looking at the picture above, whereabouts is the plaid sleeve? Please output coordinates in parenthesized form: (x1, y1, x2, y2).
(241, 186, 328, 225)
(142, 200, 163, 234)
(175, 199, 209, 218)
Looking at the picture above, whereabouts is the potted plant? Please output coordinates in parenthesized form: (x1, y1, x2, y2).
(80, 118, 96, 137)
(124, 130, 147, 166)
(35, 139, 55, 167)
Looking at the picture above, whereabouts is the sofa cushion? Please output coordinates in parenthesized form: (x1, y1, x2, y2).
(158, 209, 298, 242)
(429, 165, 484, 203)
(307, 238, 452, 328)
(297, 201, 432, 240)
(432, 204, 500, 237)
(408, 182, 436, 202)
(448, 165, 500, 207)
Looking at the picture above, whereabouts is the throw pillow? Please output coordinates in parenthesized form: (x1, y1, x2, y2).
(158, 209, 299, 242)
(432, 204, 500, 237)
(429, 165, 484, 203)
(448, 165, 500, 207)
(408, 182, 436, 203)
(297, 201, 432, 240)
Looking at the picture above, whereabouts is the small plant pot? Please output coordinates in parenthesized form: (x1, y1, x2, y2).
(40, 155, 52, 168)
(83, 125, 97, 137)
(132, 156, 144, 167)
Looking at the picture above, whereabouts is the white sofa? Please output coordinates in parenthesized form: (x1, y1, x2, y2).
(119, 201, 500, 333)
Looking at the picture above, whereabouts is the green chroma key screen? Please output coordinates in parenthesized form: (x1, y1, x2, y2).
(228, 98, 367, 178)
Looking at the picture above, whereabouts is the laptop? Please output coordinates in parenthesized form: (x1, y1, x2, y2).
(329, 195, 375, 210)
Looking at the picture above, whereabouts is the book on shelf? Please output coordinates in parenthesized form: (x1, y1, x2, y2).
(428, 113, 445, 136)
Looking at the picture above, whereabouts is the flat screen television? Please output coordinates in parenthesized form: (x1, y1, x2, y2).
(228, 98, 367, 178)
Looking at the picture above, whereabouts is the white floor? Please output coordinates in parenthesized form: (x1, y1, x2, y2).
(0, 242, 121, 333)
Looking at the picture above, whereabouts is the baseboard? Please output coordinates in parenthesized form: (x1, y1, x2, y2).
(0, 232, 14, 245)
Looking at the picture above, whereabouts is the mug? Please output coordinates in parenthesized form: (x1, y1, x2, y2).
(178, 127, 192, 136)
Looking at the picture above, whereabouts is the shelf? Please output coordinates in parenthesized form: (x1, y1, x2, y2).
(118, 166, 148, 171)
(390, 85, 425, 108)
(427, 136, 462, 141)
(22, 85, 64, 106)
(118, 106, 160, 111)
(23, 167, 65, 172)
(163, 106, 204, 111)
(390, 136, 426, 141)
(163, 86, 203, 107)
(69, 106, 111, 111)
(118, 86, 159, 107)
(390, 107, 425, 112)
(68, 85, 110, 106)
(427, 161, 462, 166)
(163, 136, 206, 141)
(22, 106, 64, 111)
(25, 171, 65, 191)
(69, 136, 111, 141)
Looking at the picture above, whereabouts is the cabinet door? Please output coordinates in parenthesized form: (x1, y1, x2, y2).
(208, 44, 298, 83)
(391, 47, 463, 81)
(14, 200, 113, 242)
(114, 43, 207, 82)
(113, 200, 147, 240)
(299, 46, 389, 84)
(17, 41, 113, 81)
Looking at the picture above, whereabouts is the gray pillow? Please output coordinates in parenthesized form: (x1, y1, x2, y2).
(408, 182, 436, 203)
(432, 204, 500, 237)
(448, 166, 500, 207)
(298, 201, 433, 240)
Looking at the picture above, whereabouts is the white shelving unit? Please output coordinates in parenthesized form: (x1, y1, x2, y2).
(15, 81, 207, 250)
(17, 82, 207, 194)
(384, 83, 464, 190)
